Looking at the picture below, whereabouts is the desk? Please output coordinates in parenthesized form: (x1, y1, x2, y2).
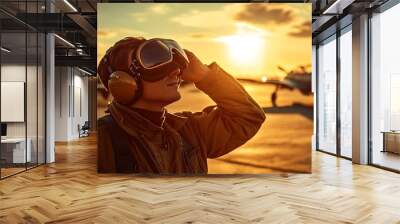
(381, 131, 400, 154)
(1, 138, 31, 163)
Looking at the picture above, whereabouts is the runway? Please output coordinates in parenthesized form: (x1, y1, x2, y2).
(167, 82, 313, 174)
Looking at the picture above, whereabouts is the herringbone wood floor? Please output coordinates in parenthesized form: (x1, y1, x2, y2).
(1, 135, 400, 223)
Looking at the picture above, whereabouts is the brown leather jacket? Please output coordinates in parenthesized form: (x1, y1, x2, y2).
(97, 62, 266, 174)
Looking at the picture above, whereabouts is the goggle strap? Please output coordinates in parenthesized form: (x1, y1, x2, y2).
(130, 59, 141, 79)
(103, 45, 142, 86)
(103, 55, 114, 75)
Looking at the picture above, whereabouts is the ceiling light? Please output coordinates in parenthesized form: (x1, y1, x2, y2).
(78, 67, 92, 76)
(63, 0, 78, 12)
(1, 47, 11, 53)
(322, 0, 355, 15)
(54, 34, 75, 48)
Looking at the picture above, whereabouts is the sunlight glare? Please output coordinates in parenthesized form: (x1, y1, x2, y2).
(217, 23, 266, 65)
(261, 76, 268, 82)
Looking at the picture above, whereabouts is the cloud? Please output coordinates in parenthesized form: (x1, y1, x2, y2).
(154, 33, 215, 44)
(190, 33, 207, 39)
(215, 23, 269, 40)
(170, 7, 234, 28)
(130, 4, 170, 22)
(234, 4, 295, 26)
(150, 4, 170, 14)
(97, 28, 147, 61)
(131, 12, 147, 22)
(98, 28, 147, 40)
(97, 42, 109, 64)
(288, 21, 311, 38)
(115, 28, 147, 38)
(170, 4, 300, 33)
(97, 29, 117, 39)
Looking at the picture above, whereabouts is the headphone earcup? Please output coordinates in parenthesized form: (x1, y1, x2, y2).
(108, 71, 138, 105)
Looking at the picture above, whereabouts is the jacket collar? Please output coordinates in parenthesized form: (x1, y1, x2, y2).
(108, 102, 188, 138)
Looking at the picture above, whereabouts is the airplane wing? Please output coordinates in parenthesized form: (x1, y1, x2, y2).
(237, 78, 294, 90)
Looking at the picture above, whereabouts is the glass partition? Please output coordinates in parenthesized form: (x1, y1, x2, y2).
(0, 1, 46, 179)
(1, 31, 28, 177)
(27, 30, 38, 169)
(38, 32, 45, 165)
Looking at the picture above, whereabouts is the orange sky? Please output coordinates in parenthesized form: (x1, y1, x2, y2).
(98, 3, 311, 80)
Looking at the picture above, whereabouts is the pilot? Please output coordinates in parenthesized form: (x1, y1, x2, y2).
(97, 37, 266, 174)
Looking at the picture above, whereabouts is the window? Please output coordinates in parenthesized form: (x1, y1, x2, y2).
(317, 35, 337, 154)
(339, 27, 352, 158)
(370, 3, 400, 171)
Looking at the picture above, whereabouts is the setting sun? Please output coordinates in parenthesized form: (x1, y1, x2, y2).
(261, 76, 268, 82)
(216, 23, 266, 66)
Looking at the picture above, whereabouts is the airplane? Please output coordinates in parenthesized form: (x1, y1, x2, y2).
(237, 65, 312, 107)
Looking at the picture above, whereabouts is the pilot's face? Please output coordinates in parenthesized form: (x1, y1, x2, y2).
(140, 68, 182, 105)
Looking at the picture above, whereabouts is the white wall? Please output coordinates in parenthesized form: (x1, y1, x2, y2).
(54, 67, 89, 141)
(55, 67, 69, 141)
(72, 73, 89, 138)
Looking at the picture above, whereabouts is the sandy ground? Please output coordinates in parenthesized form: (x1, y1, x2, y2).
(167, 82, 313, 174)
(97, 81, 313, 174)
